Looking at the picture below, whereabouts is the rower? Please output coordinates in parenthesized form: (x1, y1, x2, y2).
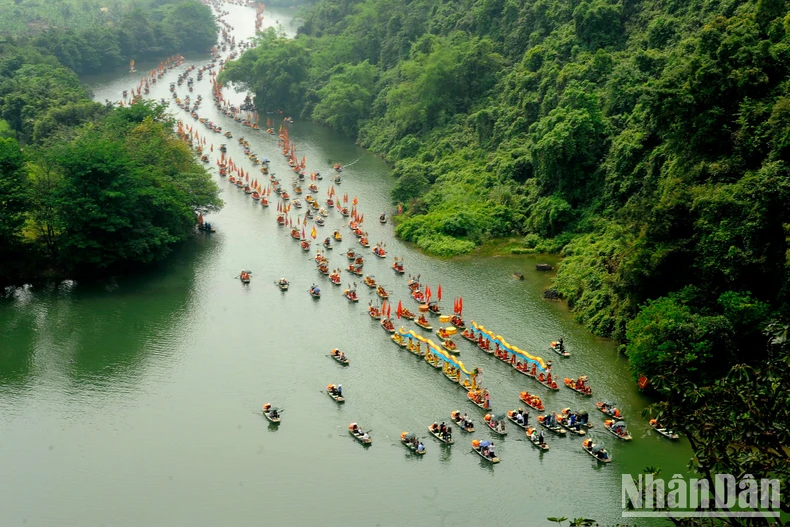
(539, 430, 545, 445)
(337, 385, 342, 397)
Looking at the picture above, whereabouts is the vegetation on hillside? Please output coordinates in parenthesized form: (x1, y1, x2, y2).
(0, 0, 217, 74)
(0, 35, 221, 284)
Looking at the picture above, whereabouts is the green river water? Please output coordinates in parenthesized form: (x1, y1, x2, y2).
(0, 4, 692, 526)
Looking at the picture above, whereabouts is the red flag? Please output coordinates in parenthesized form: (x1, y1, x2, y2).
(387, 303, 391, 319)
(459, 297, 463, 316)
(302, 227, 306, 239)
(352, 196, 358, 205)
(437, 284, 442, 302)
(397, 300, 403, 319)
(425, 286, 431, 302)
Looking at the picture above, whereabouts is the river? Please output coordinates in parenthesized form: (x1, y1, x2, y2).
(0, 3, 691, 526)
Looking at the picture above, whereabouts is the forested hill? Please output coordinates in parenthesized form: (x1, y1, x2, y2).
(221, 0, 790, 377)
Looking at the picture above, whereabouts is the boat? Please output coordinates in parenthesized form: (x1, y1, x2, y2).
(309, 284, 321, 298)
(519, 391, 545, 411)
(484, 414, 507, 436)
(262, 404, 281, 423)
(536, 414, 567, 436)
(376, 285, 389, 299)
(467, 388, 491, 410)
(364, 275, 377, 288)
(379, 213, 387, 224)
(380, 318, 395, 333)
(414, 315, 433, 331)
(401, 308, 416, 320)
(392, 259, 405, 273)
(346, 248, 356, 260)
(526, 427, 550, 451)
(368, 304, 381, 319)
(412, 290, 426, 303)
(427, 302, 441, 316)
(450, 315, 466, 330)
(582, 439, 612, 463)
(427, 424, 455, 445)
(329, 272, 342, 285)
(604, 420, 633, 441)
(506, 409, 530, 430)
(333, 230, 342, 242)
(344, 289, 359, 302)
(595, 401, 624, 419)
(471, 439, 499, 463)
(359, 237, 370, 248)
(550, 339, 571, 357)
(440, 339, 458, 353)
(323, 238, 332, 249)
(318, 263, 329, 275)
(346, 265, 363, 276)
(326, 384, 345, 403)
(461, 328, 477, 343)
(450, 410, 475, 432)
(400, 432, 426, 455)
(239, 271, 251, 284)
(649, 419, 680, 440)
(330, 348, 349, 365)
(276, 278, 289, 291)
(391, 332, 407, 347)
(349, 423, 371, 444)
(564, 376, 592, 396)
(372, 244, 386, 258)
(555, 409, 589, 435)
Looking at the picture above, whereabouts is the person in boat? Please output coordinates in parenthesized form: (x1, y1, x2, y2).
(417, 442, 425, 453)
(539, 430, 545, 445)
(488, 442, 495, 458)
(337, 384, 342, 397)
(270, 408, 279, 419)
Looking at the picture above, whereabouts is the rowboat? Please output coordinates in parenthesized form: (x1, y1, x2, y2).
(450, 411, 475, 432)
(461, 329, 477, 343)
(330, 349, 349, 365)
(555, 411, 587, 435)
(519, 391, 545, 411)
(326, 384, 345, 403)
(427, 424, 455, 445)
(582, 439, 611, 462)
(262, 404, 281, 423)
(401, 308, 416, 320)
(427, 302, 441, 316)
(414, 316, 433, 331)
(347, 265, 363, 276)
(564, 376, 592, 396)
(424, 351, 442, 368)
(550, 340, 571, 357)
(349, 423, 371, 444)
(604, 420, 633, 441)
(471, 440, 499, 463)
(333, 230, 342, 241)
(380, 318, 395, 333)
(440, 339, 459, 354)
(329, 272, 342, 285)
(240, 273, 251, 284)
(649, 419, 679, 440)
(536, 414, 567, 435)
(411, 290, 425, 303)
(309, 285, 321, 298)
(346, 249, 356, 260)
(484, 414, 507, 436)
(364, 275, 377, 288)
(400, 432, 426, 455)
(392, 258, 405, 273)
(276, 278, 289, 291)
(595, 401, 624, 419)
(443, 367, 460, 383)
(506, 410, 530, 430)
(450, 315, 466, 330)
(391, 332, 408, 347)
(372, 244, 386, 258)
(526, 428, 550, 451)
(368, 305, 381, 319)
(376, 285, 389, 299)
(379, 213, 387, 224)
(344, 289, 359, 302)
(467, 389, 490, 410)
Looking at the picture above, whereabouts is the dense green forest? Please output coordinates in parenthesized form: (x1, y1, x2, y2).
(220, 0, 790, 508)
(0, 33, 221, 283)
(0, 0, 217, 74)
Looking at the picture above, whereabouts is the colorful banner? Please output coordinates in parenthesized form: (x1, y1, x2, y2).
(469, 321, 549, 372)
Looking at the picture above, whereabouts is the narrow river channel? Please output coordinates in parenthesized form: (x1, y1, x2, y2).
(0, 3, 691, 525)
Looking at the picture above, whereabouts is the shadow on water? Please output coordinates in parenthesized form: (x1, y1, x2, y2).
(0, 235, 217, 393)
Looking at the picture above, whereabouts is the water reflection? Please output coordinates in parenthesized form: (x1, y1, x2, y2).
(0, 237, 214, 394)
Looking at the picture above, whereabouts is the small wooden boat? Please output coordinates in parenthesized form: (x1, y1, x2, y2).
(649, 419, 679, 440)
(536, 414, 567, 436)
(330, 348, 349, 365)
(414, 316, 433, 331)
(401, 308, 416, 320)
(262, 404, 281, 423)
(412, 290, 426, 303)
(526, 428, 550, 451)
(506, 410, 530, 430)
(550, 340, 571, 357)
(368, 305, 381, 319)
(471, 440, 499, 463)
(380, 318, 395, 333)
(604, 420, 633, 441)
(427, 302, 441, 316)
(379, 213, 387, 224)
(364, 275, 377, 288)
(519, 391, 545, 411)
(346, 249, 356, 260)
(595, 401, 624, 419)
(346, 265, 363, 276)
(333, 230, 342, 241)
(326, 384, 345, 403)
(376, 285, 389, 299)
(372, 244, 386, 258)
(349, 423, 371, 444)
(450, 315, 466, 330)
(441, 339, 459, 353)
(555, 412, 587, 436)
(276, 278, 289, 291)
(467, 389, 490, 410)
(450, 411, 475, 432)
(400, 432, 426, 455)
(484, 414, 507, 436)
(391, 332, 407, 347)
(329, 272, 342, 285)
(427, 425, 455, 445)
(240, 272, 251, 284)
(344, 289, 359, 302)
(461, 329, 477, 343)
(564, 376, 592, 396)
(392, 258, 405, 273)
(582, 439, 611, 462)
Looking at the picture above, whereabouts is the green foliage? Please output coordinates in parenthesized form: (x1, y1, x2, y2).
(0, 137, 28, 251)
